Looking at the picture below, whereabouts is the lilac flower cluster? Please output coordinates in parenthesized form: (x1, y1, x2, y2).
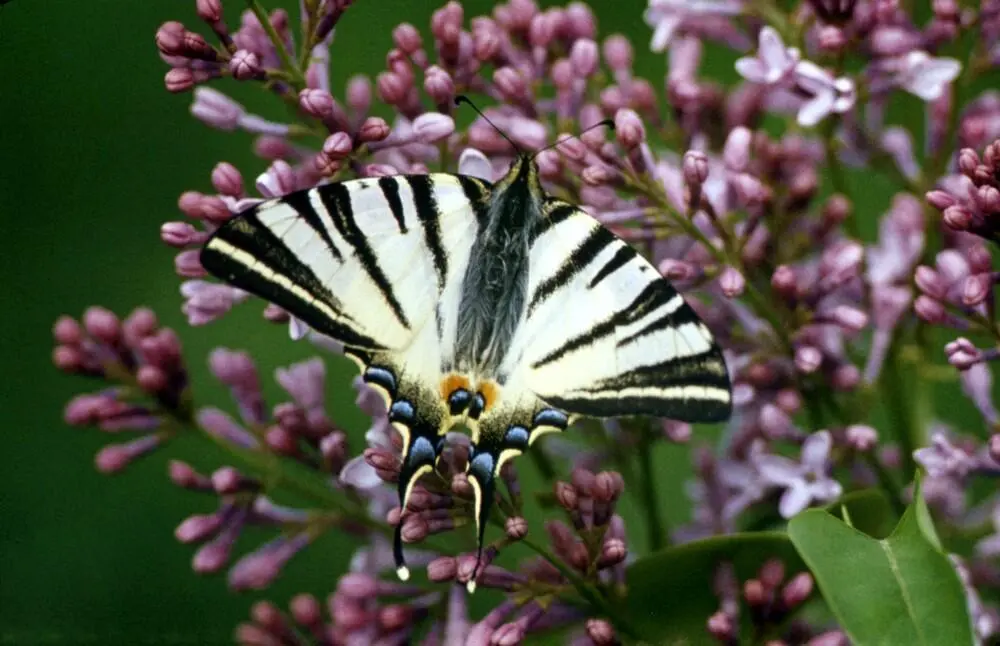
(51, 0, 1000, 642)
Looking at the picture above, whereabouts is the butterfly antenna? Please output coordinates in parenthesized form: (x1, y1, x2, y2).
(531, 119, 615, 160)
(454, 95, 523, 156)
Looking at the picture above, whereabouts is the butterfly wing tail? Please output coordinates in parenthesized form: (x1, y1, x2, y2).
(464, 445, 498, 593)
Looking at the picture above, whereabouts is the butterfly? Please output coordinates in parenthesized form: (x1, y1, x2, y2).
(200, 99, 733, 588)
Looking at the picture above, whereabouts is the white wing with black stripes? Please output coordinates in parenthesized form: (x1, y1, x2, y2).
(511, 201, 731, 423)
(201, 174, 487, 352)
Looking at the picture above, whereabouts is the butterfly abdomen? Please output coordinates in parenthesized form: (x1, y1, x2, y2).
(455, 156, 545, 374)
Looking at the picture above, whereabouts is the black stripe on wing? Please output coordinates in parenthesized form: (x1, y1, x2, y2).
(406, 176, 449, 291)
(526, 226, 617, 317)
(530, 280, 675, 369)
(319, 183, 412, 330)
(280, 191, 344, 262)
(543, 388, 731, 422)
(588, 244, 637, 288)
(531, 201, 577, 242)
(200, 208, 385, 349)
(378, 177, 409, 234)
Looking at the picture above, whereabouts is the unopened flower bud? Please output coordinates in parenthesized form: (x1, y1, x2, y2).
(412, 113, 455, 143)
(357, 117, 391, 143)
(795, 346, 823, 373)
(229, 50, 262, 80)
(914, 295, 946, 323)
(683, 150, 709, 187)
(718, 266, 745, 297)
(846, 424, 878, 451)
(614, 108, 645, 149)
(570, 38, 599, 77)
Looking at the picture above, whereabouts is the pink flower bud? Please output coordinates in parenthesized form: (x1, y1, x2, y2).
(494, 67, 529, 101)
(914, 294, 946, 323)
(614, 108, 645, 149)
(423, 66, 455, 105)
(683, 150, 709, 186)
(723, 126, 752, 171)
(795, 345, 823, 373)
(566, 2, 597, 38)
(925, 189, 956, 211)
(299, 88, 335, 120)
(357, 116, 390, 143)
(196, 0, 223, 23)
(846, 425, 878, 451)
(914, 266, 946, 299)
(412, 113, 455, 143)
(719, 266, 746, 297)
(393, 23, 422, 54)
(963, 273, 992, 306)
(504, 516, 528, 539)
(376, 72, 408, 105)
(978, 185, 1000, 213)
(603, 34, 633, 71)
(570, 38, 599, 77)
(827, 305, 870, 333)
(155, 22, 186, 56)
(322, 132, 353, 159)
(161, 222, 205, 247)
(165, 68, 195, 93)
(771, 265, 798, 299)
(658, 259, 697, 281)
(943, 205, 973, 231)
(211, 162, 244, 196)
(585, 619, 616, 646)
(958, 148, 980, 175)
(229, 50, 261, 80)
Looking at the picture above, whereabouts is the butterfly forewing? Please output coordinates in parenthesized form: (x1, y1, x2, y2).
(201, 174, 486, 351)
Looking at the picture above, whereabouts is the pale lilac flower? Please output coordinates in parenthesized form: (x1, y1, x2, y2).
(915, 431, 977, 480)
(735, 27, 799, 84)
(792, 61, 856, 127)
(644, 0, 743, 52)
(191, 87, 291, 135)
(885, 51, 962, 102)
(758, 431, 843, 518)
(457, 147, 495, 182)
(180, 280, 249, 326)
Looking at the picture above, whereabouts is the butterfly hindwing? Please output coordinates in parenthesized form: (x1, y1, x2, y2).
(509, 200, 732, 422)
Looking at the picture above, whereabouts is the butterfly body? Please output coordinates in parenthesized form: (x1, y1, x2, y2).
(200, 152, 732, 585)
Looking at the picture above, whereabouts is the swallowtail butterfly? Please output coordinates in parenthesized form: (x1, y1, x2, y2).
(200, 101, 732, 586)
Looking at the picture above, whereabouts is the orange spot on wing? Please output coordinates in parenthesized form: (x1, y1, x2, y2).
(478, 381, 500, 413)
(440, 373, 471, 401)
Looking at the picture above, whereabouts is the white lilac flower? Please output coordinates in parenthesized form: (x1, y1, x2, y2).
(757, 431, 843, 518)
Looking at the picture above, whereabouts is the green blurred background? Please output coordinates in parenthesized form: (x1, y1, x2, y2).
(0, 0, 974, 643)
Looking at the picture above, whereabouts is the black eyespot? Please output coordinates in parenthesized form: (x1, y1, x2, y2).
(468, 392, 487, 419)
(389, 400, 415, 423)
(504, 426, 530, 448)
(533, 409, 568, 429)
(447, 389, 472, 416)
(364, 366, 397, 395)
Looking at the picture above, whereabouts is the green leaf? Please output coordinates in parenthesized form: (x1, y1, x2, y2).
(618, 532, 805, 644)
(824, 488, 897, 539)
(788, 501, 974, 646)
